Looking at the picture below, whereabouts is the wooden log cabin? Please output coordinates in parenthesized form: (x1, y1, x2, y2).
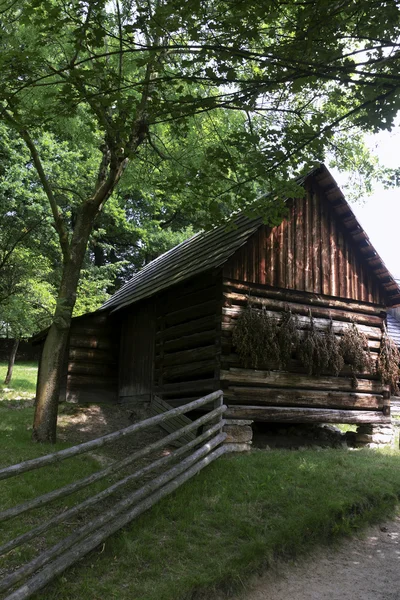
(51, 164, 400, 426)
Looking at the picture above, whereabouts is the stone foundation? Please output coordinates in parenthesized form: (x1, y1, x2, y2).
(223, 419, 253, 451)
(354, 423, 395, 448)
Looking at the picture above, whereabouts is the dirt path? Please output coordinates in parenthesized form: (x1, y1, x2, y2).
(233, 516, 400, 600)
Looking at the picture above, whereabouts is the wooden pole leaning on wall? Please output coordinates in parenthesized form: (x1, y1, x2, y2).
(0, 390, 224, 482)
(3, 443, 229, 600)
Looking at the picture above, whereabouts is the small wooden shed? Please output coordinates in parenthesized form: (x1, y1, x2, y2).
(57, 164, 400, 426)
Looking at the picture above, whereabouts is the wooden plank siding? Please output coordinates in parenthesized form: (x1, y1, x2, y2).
(220, 279, 388, 422)
(223, 187, 385, 304)
(154, 274, 221, 405)
(66, 312, 119, 403)
(118, 299, 156, 404)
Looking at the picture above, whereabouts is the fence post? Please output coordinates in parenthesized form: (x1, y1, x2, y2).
(214, 391, 224, 431)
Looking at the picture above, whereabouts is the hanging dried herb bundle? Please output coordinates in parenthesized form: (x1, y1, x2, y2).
(325, 320, 344, 376)
(259, 308, 280, 367)
(232, 305, 263, 369)
(232, 305, 279, 369)
(298, 313, 330, 376)
(377, 328, 400, 395)
(339, 322, 372, 381)
(277, 308, 299, 369)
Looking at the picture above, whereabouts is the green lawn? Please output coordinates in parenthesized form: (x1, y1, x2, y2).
(1, 400, 400, 600)
(0, 361, 38, 402)
(1, 368, 400, 598)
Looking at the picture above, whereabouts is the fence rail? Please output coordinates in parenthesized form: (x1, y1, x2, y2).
(0, 390, 241, 600)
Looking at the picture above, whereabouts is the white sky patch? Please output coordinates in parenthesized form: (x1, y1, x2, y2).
(330, 123, 400, 280)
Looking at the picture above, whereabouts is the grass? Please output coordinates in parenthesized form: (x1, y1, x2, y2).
(1, 368, 400, 599)
(0, 361, 38, 401)
(1, 401, 400, 600)
(32, 448, 400, 600)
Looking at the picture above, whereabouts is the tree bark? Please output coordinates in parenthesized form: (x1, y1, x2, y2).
(4, 338, 19, 385)
(32, 202, 99, 443)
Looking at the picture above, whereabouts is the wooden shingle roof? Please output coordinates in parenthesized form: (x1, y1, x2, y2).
(103, 164, 400, 313)
(102, 213, 262, 312)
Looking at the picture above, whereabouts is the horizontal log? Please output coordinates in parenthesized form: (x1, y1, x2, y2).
(67, 362, 116, 377)
(70, 325, 117, 337)
(220, 323, 381, 350)
(222, 306, 382, 340)
(219, 353, 378, 377)
(220, 368, 383, 393)
(158, 299, 217, 327)
(153, 395, 211, 407)
(155, 378, 218, 396)
(163, 271, 218, 300)
(159, 359, 216, 381)
(223, 279, 386, 316)
(223, 291, 384, 327)
(67, 375, 117, 389)
(156, 315, 217, 341)
(163, 283, 217, 314)
(158, 344, 216, 367)
(224, 387, 384, 410)
(158, 329, 217, 353)
(66, 389, 118, 404)
(69, 335, 114, 351)
(225, 405, 391, 424)
(72, 312, 110, 326)
(69, 347, 116, 363)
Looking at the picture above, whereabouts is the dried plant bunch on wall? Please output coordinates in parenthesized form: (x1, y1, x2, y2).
(298, 312, 331, 376)
(325, 319, 344, 377)
(377, 326, 400, 395)
(232, 303, 263, 369)
(233, 301, 299, 370)
(232, 302, 279, 369)
(277, 307, 299, 369)
(339, 321, 373, 378)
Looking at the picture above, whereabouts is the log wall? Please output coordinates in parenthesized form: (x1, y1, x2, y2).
(154, 274, 220, 406)
(220, 279, 390, 424)
(65, 311, 119, 403)
(223, 187, 385, 304)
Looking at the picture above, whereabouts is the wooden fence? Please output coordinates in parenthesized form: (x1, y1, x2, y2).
(0, 390, 242, 600)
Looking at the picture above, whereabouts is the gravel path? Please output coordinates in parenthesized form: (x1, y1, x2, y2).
(234, 516, 400, 600)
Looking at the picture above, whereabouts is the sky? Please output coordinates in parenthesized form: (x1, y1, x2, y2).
(330, 126, 400, 280)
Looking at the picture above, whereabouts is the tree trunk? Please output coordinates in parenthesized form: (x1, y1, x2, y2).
(4, 339, 19, 385)
(32, 203, 99, 443)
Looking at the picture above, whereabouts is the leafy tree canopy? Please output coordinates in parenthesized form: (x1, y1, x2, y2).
(1, 0, 399, 441)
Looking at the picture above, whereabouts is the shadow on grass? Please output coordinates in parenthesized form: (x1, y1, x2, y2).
(1, 377, 37, 394)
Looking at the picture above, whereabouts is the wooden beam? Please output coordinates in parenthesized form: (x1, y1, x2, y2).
(224, 386, 383, 410)
(158, 329, 217, 353)
(220, 368, 383, 393)
(158, 359, 216, 380)
(156, 315, 217, 341)
(160, 345, 216, 367)
(221, 306, 382, 339)
(223, 279, 385, 315)
(223, 291, 384, 327)
(225, 405, 390, 424)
